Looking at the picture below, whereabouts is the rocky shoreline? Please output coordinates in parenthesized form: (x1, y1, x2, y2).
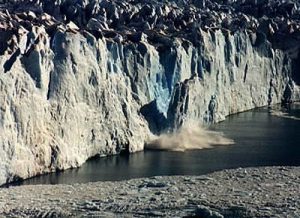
(1, 0, 300, 186)
(0, 166, 299, 217)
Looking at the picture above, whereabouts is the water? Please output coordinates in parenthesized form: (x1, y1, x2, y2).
(19, 104, 300, 185)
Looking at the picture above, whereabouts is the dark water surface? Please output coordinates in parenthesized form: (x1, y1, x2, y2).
(20, 104, 300, 185)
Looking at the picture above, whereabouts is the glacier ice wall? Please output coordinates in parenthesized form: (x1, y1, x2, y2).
(0, 25, 299, 185)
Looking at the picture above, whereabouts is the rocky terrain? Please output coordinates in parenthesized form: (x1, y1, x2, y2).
(0, 166, 299, 217)
(1, 0, 300, 185)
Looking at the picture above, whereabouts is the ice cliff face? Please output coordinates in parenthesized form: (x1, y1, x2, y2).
(0, 29, 149, 184)
(0, 0, 300, 185)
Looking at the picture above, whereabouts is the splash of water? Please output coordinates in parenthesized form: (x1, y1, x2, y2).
(145, 123, 234, 152)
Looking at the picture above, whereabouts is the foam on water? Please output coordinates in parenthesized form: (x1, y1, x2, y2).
(270, 110, 300, 121)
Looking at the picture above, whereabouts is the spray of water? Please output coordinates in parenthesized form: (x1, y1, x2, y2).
(145, 122, 234, 152)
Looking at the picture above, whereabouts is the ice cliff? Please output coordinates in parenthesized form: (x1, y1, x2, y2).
(0, 0, 300, 185)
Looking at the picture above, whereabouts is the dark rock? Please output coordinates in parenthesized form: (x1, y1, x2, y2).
(193, 205, 224, 218)
(144, 181, 168, 188)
